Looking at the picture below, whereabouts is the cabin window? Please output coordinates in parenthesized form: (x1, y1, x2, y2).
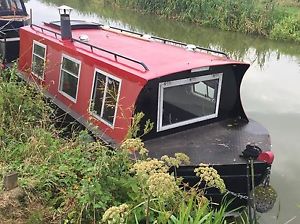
(157, 73, 223, 131)
(0, 0, 26, 16)
(59, 55, 81, 102)
(90, 70, 121, 127)
(31, 41, 46, 79)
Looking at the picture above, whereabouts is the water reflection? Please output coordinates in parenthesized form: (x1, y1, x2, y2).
(33, 0, 300, 67)
(25, 0, 300, 223)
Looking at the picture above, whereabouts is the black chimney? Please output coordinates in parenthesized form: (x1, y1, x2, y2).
(58, 5, 73, 40)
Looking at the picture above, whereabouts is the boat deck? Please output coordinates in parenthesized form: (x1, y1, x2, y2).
(145, 118, 271, 165)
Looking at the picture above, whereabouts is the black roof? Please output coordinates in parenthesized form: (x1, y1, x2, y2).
(46, 20, 101, 30)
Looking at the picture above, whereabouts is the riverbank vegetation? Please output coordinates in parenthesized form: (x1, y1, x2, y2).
(0, 68, 234, 223)
(109, 0, 300, 42)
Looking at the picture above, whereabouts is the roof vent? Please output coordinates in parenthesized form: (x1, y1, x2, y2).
(79, 34, 89, 42)
(186, 44, 197, 51)
(142, 34, 152, 40)
(102, 25, 110, 30)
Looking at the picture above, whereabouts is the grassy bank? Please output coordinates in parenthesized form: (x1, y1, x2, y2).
(109, 0, 300, 42)
(0, 68, 233, 223)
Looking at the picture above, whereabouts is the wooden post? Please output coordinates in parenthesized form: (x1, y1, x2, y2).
(3, 172, 18, 191)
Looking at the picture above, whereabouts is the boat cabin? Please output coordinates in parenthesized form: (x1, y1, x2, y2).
(17, 8, 274, 206)
(0, 0, 27, 17)
(0, 0, 29, 63)
(18, 20, 250, 145)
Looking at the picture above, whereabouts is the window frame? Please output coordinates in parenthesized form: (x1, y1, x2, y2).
(89, 68, 122, 128)
(58, 54, 81, 103)
(157, 73, 223, 132)
(31, 40, 47, 80)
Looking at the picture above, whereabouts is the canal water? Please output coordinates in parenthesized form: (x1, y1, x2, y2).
(25, 0, 300, 223)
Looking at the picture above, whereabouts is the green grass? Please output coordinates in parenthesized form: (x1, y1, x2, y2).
(109, 0, 300, 43)
(276, 0, 300, 7)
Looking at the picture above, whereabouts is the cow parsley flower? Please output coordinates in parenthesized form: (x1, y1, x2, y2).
(120, 138, 149, 157)
(161, 153, 190, 168)
(102, 204, 129, 224)
(194, 163, 226, 193)
(132, 159, 169, 179)
(147, 173, 179, 199)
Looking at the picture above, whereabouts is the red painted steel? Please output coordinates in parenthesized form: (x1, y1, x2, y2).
(18, 23, 248, 143)
(258, 151, 275, 165)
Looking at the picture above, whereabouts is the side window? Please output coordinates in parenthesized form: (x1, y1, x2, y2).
(59, 55, 81, 102)
(90, 70, 121, 127)
(32, 41, 46, 79)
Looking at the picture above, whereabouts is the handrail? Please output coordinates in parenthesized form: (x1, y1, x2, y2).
(106, 25, 229, 58)
(30, 23, 229, 73)
(0, 30, 6, 37)
(30, 24, 149, 72)
(31, 24, 61, 39)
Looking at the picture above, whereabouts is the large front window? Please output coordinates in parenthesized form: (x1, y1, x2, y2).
(157, 73, 223, 131)
(90, 70, 121, 127)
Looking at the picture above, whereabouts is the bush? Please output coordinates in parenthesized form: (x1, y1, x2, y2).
(270, 15, 300, 41)
(110, 0, 300, 42)
(0, 65, 53, 148)
(0, 67, 229, 223)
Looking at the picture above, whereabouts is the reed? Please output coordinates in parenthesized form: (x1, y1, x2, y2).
(110, 0, 300, 42)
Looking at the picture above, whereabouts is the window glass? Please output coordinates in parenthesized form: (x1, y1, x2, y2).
(14, 0, 22, 9)
(158, 74, 222, 131)
(193, 80, 217, 100)
(92, 73, 106, 116)
(32, 56, 44, 77)
(32, 42, 46, 78)
(59, 56, 80, 101)
(62, 57, 80, 76)
(0, 0, 25, 15)
(60, 70, 78, 99)
(91, 71, 121, 127)
(102, 78, 120, 124)
(33, 44, 45, 57)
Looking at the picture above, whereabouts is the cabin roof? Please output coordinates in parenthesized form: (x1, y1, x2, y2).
(24, 22, 248, 81)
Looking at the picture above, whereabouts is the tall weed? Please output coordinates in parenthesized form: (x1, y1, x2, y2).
(0, 68, 231, 223)
(110, 0, 300, 42)
(270, 14, 300, 41)
(0, 65, 53, 147)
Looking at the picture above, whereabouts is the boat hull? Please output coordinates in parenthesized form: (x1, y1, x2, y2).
(174, 162, 270, 209)
(0, 16, 30, 62)
(145, 118, 272, 208)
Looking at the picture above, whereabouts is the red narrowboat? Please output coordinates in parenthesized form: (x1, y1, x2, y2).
(16, 6, 274, 209)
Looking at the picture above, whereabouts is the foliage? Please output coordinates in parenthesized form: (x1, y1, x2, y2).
(109, 0, 300, 42)
(0, 68, 230, 223)
(194, 163, 226, 194)
(0, 65, 53, 148)
(270, 14, 300, 41)
(169, 194, 228, 224)
(126, 112, 153, 139)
